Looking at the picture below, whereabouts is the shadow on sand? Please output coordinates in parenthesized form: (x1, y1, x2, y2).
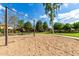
(0, 41, 15, 47)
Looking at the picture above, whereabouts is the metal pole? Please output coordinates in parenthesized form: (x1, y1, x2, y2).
(33, 20, 35, 37)
(5, 6, 8, 46)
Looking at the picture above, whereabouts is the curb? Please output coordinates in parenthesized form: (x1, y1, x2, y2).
(54, 34, 79, 41)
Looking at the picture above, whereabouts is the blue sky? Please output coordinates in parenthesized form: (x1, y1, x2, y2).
(0, 3, 79, 27)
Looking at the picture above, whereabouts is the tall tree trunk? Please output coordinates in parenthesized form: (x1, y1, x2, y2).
(51, 20, 54, 34)
(51, 10, 54, 34)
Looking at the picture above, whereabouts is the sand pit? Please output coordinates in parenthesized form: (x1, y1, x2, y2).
(0, 34, 79, 56)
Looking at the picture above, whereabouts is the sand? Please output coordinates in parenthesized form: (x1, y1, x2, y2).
(0, 34, 79, 56)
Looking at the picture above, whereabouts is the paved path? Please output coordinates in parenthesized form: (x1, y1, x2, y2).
(54, 34, 79, 40)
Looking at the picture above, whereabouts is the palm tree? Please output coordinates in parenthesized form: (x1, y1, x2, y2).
(43, 3, 62, 33)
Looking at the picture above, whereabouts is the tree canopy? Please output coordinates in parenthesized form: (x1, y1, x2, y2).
(24, 21, 33, 32)
(43, 21, 48, 31)
(36, 20, 44, 32)
(43, 3, 62, 33)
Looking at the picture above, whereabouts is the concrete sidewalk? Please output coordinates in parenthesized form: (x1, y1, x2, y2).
(54, 34, 79, 41)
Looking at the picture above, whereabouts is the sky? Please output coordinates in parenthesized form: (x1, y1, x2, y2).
(0, 3, 79, 27)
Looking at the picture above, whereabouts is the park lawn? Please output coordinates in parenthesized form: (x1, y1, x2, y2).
(1, 31, 79, 37)
(36, 32, 51, 34)
(55, 33, 79, 37)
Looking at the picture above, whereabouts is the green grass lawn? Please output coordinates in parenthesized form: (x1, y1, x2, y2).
(1, 31, 79, 37)
(55, 33, 79, 37)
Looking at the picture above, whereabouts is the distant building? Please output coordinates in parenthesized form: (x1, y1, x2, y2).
(0, 24, 13, 30)
(0, 24, 5, 29)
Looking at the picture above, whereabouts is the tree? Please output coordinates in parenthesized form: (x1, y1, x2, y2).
(0, 22, 1, 24)
(0, 28, 1, 33)
(43, 3, 62, 33)
(24, 21, 33, 32)
(18, 20, 24, 28)
(43, 22, 48, 31)
(36, 20, 44, 32)
(54, 22, 63, 32)
(63, 23, 72, 32)
(73, 22, 79, 32)
(17, 20, 24, 33)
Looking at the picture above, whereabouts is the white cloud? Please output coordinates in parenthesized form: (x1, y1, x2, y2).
(40, 14, 48, 19)
(63, 3, 69, 7)
(25, 14, 28, 17)
(0, 4, 5, 10)
(12, 8, 17, 12)
(58, 8, 79, 23)
(54, 18, 58, 23)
